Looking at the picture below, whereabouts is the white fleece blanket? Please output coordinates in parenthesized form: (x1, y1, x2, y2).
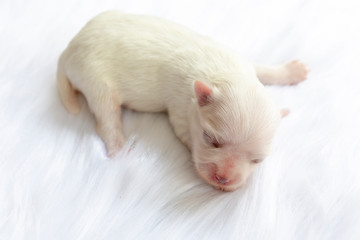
(1, 0, 360, 239)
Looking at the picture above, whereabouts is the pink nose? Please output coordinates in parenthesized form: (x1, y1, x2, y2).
(215, 175, 229, 185)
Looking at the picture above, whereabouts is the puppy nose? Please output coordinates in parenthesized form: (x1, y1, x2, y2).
(215, 175, 229, 185)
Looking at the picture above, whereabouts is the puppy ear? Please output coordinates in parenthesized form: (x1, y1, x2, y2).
(194, 80, 213, 106)
(280, 109, 290, 118)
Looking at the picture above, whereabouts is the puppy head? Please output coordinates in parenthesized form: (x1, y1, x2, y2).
(189, 80, 281, 191)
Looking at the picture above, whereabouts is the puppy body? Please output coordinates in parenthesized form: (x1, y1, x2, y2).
(58, 11, 307, 191)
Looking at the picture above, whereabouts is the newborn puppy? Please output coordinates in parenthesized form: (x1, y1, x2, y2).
(57, 11, 308, 191)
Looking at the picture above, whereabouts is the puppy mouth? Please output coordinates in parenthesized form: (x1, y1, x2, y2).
(195, 163, 242, 191)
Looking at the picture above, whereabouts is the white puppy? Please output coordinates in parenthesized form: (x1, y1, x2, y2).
(57, 11, 308, 191)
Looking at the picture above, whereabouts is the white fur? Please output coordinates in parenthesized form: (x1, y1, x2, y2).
(3, 0, 360, 238)
(58, 11, 284, 191)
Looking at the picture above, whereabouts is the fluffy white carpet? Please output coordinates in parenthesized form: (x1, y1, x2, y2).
(1, 0, 360, 239)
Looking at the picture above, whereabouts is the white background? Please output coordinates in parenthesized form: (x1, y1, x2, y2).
(1, 0, 360, 239)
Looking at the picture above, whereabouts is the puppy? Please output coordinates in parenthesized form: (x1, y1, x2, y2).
(57, 11, 308, 191)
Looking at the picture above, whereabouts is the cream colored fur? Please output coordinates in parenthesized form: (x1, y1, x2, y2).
(57, 11, 308, 191)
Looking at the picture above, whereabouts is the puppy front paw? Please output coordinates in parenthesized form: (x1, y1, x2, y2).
(284, 60, 309, 85)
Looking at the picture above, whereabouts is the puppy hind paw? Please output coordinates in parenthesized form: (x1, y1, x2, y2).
(106, 139, 125, 158)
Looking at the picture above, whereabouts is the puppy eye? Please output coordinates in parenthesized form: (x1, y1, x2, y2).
(251, 159, 263, 164)
(203, 131, 222, 148)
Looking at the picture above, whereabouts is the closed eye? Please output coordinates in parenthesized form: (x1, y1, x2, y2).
(203, 131, 223, 148)
(251, 159, 263, 164)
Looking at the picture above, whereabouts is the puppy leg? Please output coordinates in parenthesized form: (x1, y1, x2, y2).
(168, 108, 192, 150)
(254, 60, 309, 85)
(88, 94, 125, 157)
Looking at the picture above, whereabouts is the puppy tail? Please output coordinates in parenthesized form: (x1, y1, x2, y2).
(57, 65, 81, 114)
